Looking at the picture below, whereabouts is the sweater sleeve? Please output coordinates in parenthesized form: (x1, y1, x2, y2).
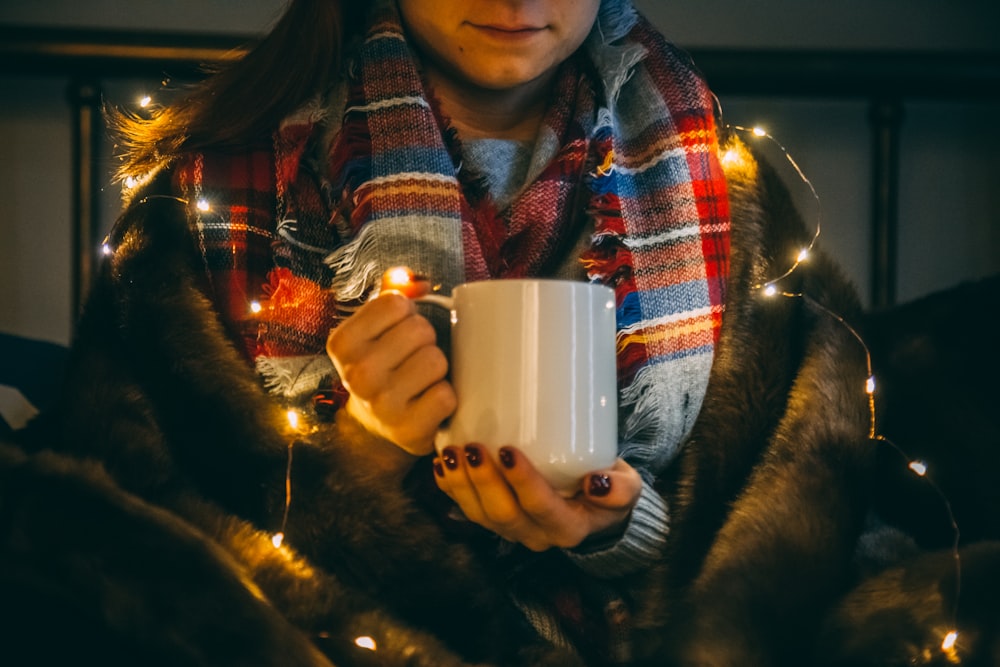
(563, 480, 669, 577)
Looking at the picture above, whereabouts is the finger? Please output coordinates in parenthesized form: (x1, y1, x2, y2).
(343, 314, 438, 399)
(494, 447, 572, 519)
(327, 300, 411, 394)
(333, 312, 435, 399)
(462, 445, 532, 533)
(327, 293, 416, 364)
(488, 447, 589, 548)
(435, 446, 492, 528)
(579, 458, 644, 510)
(375, 315, 440, 377)
(432, 455, 453, 496)
(390, 381, 456, 453)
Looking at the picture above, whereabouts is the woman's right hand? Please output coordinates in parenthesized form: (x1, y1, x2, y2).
(326, 287, 456, 461)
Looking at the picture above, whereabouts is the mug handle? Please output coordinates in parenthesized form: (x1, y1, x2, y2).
(414, 292, 455, 452)
(413, 293, 453, 310)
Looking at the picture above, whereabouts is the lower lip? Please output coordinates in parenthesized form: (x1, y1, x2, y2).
(472, 25, 545, 41)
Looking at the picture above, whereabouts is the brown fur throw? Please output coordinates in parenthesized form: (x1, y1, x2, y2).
(2, 135, 997, 666)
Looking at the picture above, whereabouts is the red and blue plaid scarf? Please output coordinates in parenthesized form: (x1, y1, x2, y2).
(174, 4, 730, 476)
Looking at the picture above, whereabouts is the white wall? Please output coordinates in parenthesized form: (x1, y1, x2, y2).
(1, 1, 998, 345)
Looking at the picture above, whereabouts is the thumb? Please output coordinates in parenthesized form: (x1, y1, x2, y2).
(581, 459, 643, 510)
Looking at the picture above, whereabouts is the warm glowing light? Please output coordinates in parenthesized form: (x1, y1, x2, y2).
(250, 301, 262, 314)
(124, 175, 139, 189)
(721, 149, 741, 165)
(271, 532, 284, 548)
(909, 460, 928, 476)
(385, 266, 413, 288)
(286, 409, 300, 431)
(866, 375, 876, 395)
(196, 199, 211, 212)
(763, 284, 778, 297)
(752, 126, 767, 137)
(354, 636, 377, 651)
(942, 630, 958, 651)
(102, 243, 113, 256)
(796, 249, 810, 262)
(139, 95, 152, 108)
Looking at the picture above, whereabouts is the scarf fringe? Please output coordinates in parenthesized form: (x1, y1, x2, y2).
(324, 222, 383, 309)
(256, 354, 335, 402)
(618, 361, 705, 476)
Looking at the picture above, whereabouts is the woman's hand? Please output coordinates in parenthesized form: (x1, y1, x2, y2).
(433, 446, 643, 552)
(326, 279, 456, 469)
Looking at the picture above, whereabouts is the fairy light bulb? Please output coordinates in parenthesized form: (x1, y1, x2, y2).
(124, 175, 138, 189)
(196, 199, 211, 212)
(138, 95, 152, 108)
(866, 375, 876, 395)
(942, 630, 958, 651)
(721, 149, 741, 166)
(102, 242, 113, 256)
(250, 300, 262, 314)
(763, 284, 778, 297)
(272, 532, 285, 548)
(354, 636, 377, 651)
(384, 266, 413, 290)
(752, 126, 767, 137)
(796, 249, 810, 263)
(286, 409, 300, 431)
(909, 460, 928, 476)
(379, 265, 429, 298)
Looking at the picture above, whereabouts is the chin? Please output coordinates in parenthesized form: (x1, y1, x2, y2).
(464, 65, 555, 95)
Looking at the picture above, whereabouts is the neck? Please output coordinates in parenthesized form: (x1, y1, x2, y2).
(422, 67, 551, 142)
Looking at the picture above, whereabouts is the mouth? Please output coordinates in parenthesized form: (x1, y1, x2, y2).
(468, 23, 547, 38)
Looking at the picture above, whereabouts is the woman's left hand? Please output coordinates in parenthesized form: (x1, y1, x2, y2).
(433, 446, 643, 552)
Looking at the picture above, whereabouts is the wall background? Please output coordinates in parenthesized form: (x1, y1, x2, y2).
(2, 0, 998, 345)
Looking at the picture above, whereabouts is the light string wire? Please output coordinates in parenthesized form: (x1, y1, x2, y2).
(271, 410, 300, 549)
(731, 123, 963, 660)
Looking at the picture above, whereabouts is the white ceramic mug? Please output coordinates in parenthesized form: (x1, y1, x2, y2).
(419, 279, 619, 496)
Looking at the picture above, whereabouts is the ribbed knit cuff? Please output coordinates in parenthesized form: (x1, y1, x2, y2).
(564, 481, 669, 578)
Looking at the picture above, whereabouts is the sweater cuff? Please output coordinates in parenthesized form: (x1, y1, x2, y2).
(564, 481, 669, 577)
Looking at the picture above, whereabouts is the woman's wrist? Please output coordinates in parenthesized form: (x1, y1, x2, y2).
(334, 402, 421, 481)
(565, 482, 670, 577)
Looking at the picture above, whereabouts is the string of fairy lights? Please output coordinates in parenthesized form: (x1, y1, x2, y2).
(102, 91, 966, 661)
(727, 123, 963, 661)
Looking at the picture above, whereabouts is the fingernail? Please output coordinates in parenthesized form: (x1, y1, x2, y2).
(442, 447, 460, 470)
(433, 459, 445, 477)
(464, 445, 483, 468)
(498, 447, 516, 469)
(588, 474, 612, 497)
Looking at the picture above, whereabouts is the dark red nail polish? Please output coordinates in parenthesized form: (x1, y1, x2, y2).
(498, 447, 516, 469)
(433, 459, 445, 477)
(442, 447, 459, 470)
(465, 445, 483, 467)
(589, 474, 612, 497)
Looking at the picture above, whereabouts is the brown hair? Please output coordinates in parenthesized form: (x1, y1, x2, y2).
(112, 0, 370, 178)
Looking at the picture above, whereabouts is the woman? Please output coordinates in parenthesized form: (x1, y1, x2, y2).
(6, 0, 904, 665)
(324, 0, 653, 555)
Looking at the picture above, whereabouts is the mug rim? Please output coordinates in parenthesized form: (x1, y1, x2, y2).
(453, 278, 613, 293)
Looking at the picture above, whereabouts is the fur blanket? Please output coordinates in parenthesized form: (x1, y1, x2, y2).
(2, 134, 998, 666)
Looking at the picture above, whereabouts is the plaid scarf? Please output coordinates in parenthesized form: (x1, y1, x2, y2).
(174, 2, 730, 478)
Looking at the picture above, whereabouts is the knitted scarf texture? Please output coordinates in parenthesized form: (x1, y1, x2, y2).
(174, 1, 730, 477)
